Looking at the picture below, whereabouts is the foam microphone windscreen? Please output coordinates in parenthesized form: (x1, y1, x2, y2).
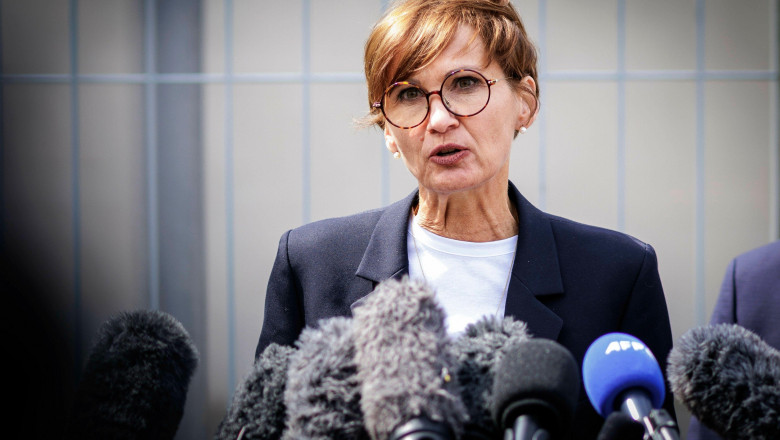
(214, 343, 295, 440)
(282, 316, 368, 440)
(451, 316, 530, 438)
(353, 277, 467, 440)
(66, 310, 199, 440)
(667, 323, 780, 440)
(490, 338, 580, 438)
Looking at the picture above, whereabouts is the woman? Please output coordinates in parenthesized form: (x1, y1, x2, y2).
(256, 0, 675, 437)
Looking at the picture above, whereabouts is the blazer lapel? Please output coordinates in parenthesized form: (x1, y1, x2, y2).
(351, 190, 417, 308)
(506, 183, 565, 340)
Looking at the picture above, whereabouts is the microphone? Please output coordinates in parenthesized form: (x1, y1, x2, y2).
(583, 332, 679, 440)
(215, 342, 295, 440)
(667, 323, 780, 440)
(451, 315, 530, 439)
(595, 412, 644, 440)
(353, 277, 467, 440)
(282, 316, 368, 440)
(490, 338, 580, 440)
(65, 310, 199, 440)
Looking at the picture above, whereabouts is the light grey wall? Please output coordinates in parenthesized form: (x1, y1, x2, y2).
(2, 0, 778, 439)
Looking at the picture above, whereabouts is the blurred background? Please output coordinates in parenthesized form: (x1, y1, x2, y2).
(1, 0, 777, 438)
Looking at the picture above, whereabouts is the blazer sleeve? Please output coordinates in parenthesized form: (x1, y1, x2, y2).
(255, 230, 305, 358)
(619, 243, 677, 419)
(710, 258, 737, 325)
(687, 258, 737, 440)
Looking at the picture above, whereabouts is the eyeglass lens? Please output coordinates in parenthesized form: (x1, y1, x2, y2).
(382, 70, 491, 128)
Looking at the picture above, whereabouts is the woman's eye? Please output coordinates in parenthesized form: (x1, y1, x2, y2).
(398, 87, 423, 102)
(454, 76, 479, 89)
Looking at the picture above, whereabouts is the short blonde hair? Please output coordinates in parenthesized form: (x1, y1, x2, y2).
(363, 0, 539, 129)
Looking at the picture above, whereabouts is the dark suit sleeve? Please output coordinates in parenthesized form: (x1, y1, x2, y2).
(618, 243, 677, 420)
(255, 230, 305, 358)
(710, 258, 737, 325)
(687, 259, 737, 440)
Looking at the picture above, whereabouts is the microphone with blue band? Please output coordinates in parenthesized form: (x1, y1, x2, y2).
(583, 332, 679, 440)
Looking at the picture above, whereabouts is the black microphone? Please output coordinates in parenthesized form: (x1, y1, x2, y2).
(451, 315, 530, 439)
(215, 342, 295, 440)
(595, 412, 645, 440)
(490, 338, 580, 440)
(583, 333, 679, 440)
(66, 310, 199, 440)
(282, 316, 368, 440)
(353, 277, 467, 440)
(667, 323, 780, 440)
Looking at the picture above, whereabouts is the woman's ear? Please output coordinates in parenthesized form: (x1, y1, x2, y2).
(516, 76, 539, 131)
(384, 125, 399, 155)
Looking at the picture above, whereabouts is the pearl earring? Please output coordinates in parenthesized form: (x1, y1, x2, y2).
(393, 151, 401, 159)
(519, 126, 527, 135)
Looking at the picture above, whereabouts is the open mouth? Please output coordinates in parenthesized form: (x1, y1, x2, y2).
(436, 148, 462, 157)
(430, 144, 467, 164)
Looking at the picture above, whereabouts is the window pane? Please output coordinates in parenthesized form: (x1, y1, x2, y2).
(2, 0, 70, 74)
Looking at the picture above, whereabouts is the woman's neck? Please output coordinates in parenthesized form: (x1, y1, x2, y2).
(415, 180, 518, 242)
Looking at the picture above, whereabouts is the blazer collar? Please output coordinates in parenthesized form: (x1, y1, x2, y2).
(505, 182, 564, 340)
(508, 182, 564, 297)
(355, 190, 417, 283)
(354, 182, 564, 340)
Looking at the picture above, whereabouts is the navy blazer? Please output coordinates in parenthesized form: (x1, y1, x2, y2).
(257, 182, 676, 438)
(687, 240, 780, 440)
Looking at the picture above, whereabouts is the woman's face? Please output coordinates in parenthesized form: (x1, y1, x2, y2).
(384, 25, 536, 197)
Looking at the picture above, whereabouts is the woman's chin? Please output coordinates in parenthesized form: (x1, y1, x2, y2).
(417, 166, 509, 198)
(419, 175, 487, 197)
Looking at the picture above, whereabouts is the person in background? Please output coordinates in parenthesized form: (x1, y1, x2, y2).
(687, 240, 780, 440)
(256, 0, 676, 437)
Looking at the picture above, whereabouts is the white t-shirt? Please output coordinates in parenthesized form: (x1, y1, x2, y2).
(407, 215, 517, 336)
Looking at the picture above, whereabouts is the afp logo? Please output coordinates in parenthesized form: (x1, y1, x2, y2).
(604, 339, 655, 360)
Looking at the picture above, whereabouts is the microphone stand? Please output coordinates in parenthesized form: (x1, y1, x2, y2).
(619, 390, 680, 440)
(508, 416, 550, 440)
(640, 410, 679, 440)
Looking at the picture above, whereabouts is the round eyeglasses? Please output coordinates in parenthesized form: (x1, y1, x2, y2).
(373, 69, 509, 129)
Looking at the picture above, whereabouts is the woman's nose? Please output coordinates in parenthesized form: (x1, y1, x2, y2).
(426, 93, 459, 132)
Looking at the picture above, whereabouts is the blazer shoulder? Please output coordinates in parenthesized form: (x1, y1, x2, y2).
(736, 240, 780, 270)
(546, 213, 651, 256)
(284, 190, 416, 257)
(286, 208, 384, 250)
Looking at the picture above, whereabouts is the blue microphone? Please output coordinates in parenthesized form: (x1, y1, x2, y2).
(583, 333, 678, 440)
